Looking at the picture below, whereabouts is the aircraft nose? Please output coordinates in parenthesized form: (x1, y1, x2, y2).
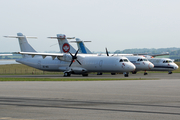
(148, 63, 154, 69)
(174, 64, 179, 70)
(129, 63, 136, 71)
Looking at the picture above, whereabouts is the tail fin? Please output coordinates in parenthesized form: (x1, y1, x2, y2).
(48, 34, 76, 53)
(70, 38, 92, 54)
(4, 33, 37, 52)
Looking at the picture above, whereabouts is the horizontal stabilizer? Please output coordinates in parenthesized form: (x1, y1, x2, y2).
(4, 36, 37, 39)
(47, 37, 75, 39)
(70, 41, 91, 43)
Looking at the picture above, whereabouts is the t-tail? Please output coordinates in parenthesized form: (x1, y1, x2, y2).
(70, 38, 92, 54)
(4, 33, 37, 58)
(48, 34, 76, 53)
(4, 33, 37, 52)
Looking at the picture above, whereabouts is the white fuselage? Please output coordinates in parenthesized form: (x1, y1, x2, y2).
(125, 56, 154, 71)
(16, 55, 136, 74)
(106, 55, 154, 71)
(148, 58, 178, 71)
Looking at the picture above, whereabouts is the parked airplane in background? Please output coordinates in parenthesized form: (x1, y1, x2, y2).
(148, 58, 178, 74)
(54, 35, 154, 75)
(4, 33, 136, 77)
(70, 38, 92, 54)
(66, 36, 178, 74)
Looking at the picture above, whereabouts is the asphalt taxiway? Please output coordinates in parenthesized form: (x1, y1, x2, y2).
(0, 73, 180, 120)
(0, 72, 180, 79)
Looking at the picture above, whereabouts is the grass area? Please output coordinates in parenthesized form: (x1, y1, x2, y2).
(0, 78, 157, 81)
(0, 64, 62, 75)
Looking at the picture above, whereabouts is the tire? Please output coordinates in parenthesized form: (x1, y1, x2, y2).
(82, 74, 88, 77)
(111, 73, 116, 75)
(64, 72, 71, 77)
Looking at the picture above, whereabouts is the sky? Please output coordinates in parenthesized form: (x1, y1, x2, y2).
(0, 0, 180, 52)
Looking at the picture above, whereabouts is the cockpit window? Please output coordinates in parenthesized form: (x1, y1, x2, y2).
(119, 59, 128, 62)
(143, 59, 148, 61)
(163, 60, 173, 63)
(137, 58, 148, 61)
(123, 59, 128, 62)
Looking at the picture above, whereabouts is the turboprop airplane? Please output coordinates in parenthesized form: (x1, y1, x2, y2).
(69, 37, 179, 74)
(4, 33, 136, 77)
(53, 35, 154, 75)
(147, 58, 178, 74)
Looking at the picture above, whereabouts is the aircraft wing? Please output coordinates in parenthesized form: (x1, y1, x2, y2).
(0, 54, 13, 56)
(150, 53, 170, 57)
(133, 53, 169, 57)
(14, 52, 65, 60)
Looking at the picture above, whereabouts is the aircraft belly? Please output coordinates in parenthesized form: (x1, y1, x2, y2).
(149, 66, 174, 71)
(16, 57, 62, 72)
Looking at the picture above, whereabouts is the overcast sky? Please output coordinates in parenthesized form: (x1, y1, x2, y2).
(0, 0, 180, 52)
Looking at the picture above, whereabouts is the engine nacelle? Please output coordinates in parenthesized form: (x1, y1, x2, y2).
(58, 54, 72, 62)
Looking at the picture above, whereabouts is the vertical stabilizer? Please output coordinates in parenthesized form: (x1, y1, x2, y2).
(17, 33, 36, 52)
(75, 38, 92, 54)
(4, 33, 37, 58)
(57, 34, 76, 53)
(48, 34, 76, 53)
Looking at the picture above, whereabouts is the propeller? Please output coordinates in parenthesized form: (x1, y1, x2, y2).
(69, 49, 82, 67)
(106, 48, 109, 56)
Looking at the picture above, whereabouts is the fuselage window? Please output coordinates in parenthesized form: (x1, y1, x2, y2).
(140, 59, 143, 61)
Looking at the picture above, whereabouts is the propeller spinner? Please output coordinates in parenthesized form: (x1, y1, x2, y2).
(69, 49, 82, 67)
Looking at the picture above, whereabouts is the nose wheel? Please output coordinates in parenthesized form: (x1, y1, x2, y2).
(144, 71, 148, 75)
(168, 71, 172, 74)
(132, 71, 137, 74)
(124, 72, 129, 77)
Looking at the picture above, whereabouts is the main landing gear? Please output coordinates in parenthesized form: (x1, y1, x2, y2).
(111, 73, 116, 75)
(64, 72, 89, 77)
(64, 72, 71, 77)
(97, 72, 103, 75)
(82, 73, 88, 76)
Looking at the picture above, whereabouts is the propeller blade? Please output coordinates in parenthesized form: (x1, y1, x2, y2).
(69, 60, 74, 67)
(69, 52, 73, 57)
(76, 59, 82, 65)
(106, 48, 109, 56)
(75, 49, 79, 56)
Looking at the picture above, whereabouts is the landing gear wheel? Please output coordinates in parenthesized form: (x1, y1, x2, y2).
(64, 72, 71, 77)
(144, 72, 148, 75)
(111, 73, 116, 75)
(97, 72, 102, 75)
(124, 74, 129, 77)
(132, 71, 137, 74)
(82, 74, 88, 77)
(168, 71, 172, 74)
